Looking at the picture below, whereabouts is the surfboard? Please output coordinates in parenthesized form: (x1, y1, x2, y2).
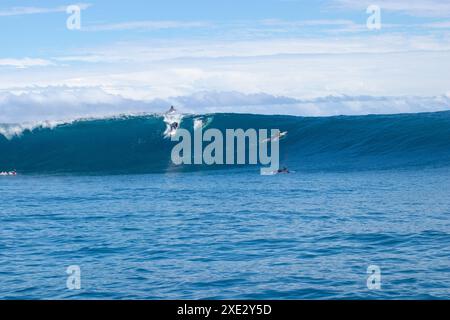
(193, 116, 213, 130)
(262, 131, 288, 143)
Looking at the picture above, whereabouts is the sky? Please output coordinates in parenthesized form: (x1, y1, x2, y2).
(0, 0, 450, 122)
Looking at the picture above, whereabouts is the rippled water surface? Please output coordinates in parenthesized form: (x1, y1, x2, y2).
(1, 168, 449, 299)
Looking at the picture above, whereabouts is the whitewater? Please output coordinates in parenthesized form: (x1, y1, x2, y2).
(1, 111, 450, 174)
(1, 110, 450, 299)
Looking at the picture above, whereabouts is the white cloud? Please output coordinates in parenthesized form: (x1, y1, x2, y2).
(82, 20, 210, 32)
(0, 3, 91, 17)
(424, 21, 450, 28)
(260, 19, 358, 27)
(171, 91, 450, 116)
(1, 87, 450, 124)
(0, 87, 165, 123)
(2, 35, 450, 103)
(258, 18, 370, 33)
(51, 33, 450, 65)
(0, 58, 53, 69)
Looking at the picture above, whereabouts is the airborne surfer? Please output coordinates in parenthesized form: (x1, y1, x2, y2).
(170, 121, 179, 131)
(167, 106, 176, 114)
(168, 106, 178, 132)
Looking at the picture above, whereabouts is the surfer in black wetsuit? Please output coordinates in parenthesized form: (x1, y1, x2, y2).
(170, 122, 179, 131)
(166, 106, 179, 133)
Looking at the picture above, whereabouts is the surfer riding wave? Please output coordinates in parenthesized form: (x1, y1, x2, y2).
(163, 106, 183, 138)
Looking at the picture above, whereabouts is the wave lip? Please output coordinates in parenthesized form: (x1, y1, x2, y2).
(1, 111, 450, 174)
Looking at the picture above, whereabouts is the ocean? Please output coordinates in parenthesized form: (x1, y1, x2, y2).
(1, 112, 450, 299)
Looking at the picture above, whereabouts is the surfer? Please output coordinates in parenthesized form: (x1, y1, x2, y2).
(165, 106, 179, 135)
(163, 105, 183, 137)
(276, 167, 290, 174)
(278, 131, 287, 138)
(263, 131, 287, 143)
(170, 122, 179, 131)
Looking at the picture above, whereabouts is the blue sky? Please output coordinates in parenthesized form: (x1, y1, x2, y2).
(0, 0, 450, 121)
(1, 0, 446, 55)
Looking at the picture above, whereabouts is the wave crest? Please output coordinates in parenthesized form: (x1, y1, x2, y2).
(1, 112, 450, 174)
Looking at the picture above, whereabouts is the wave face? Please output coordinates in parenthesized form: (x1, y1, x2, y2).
(1, 111, 450, 174)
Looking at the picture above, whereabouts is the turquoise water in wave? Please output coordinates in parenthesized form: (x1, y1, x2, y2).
(1, 111, 450, 299)
(1, 168, 449, 299)
(2, 112, 450, 174)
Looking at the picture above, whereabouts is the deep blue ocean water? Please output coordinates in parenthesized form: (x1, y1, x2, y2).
(1, 168, 449, 299)
(1, 112, 450, 299)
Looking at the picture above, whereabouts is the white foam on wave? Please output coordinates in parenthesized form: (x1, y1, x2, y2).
(163, 112, 184, 138)
(0, 113, 164, 140)
(193, 118, 203, 130)
(0, 120, 68, 140)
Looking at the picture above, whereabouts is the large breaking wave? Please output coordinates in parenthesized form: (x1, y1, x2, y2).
(1, 111, 450, 174)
